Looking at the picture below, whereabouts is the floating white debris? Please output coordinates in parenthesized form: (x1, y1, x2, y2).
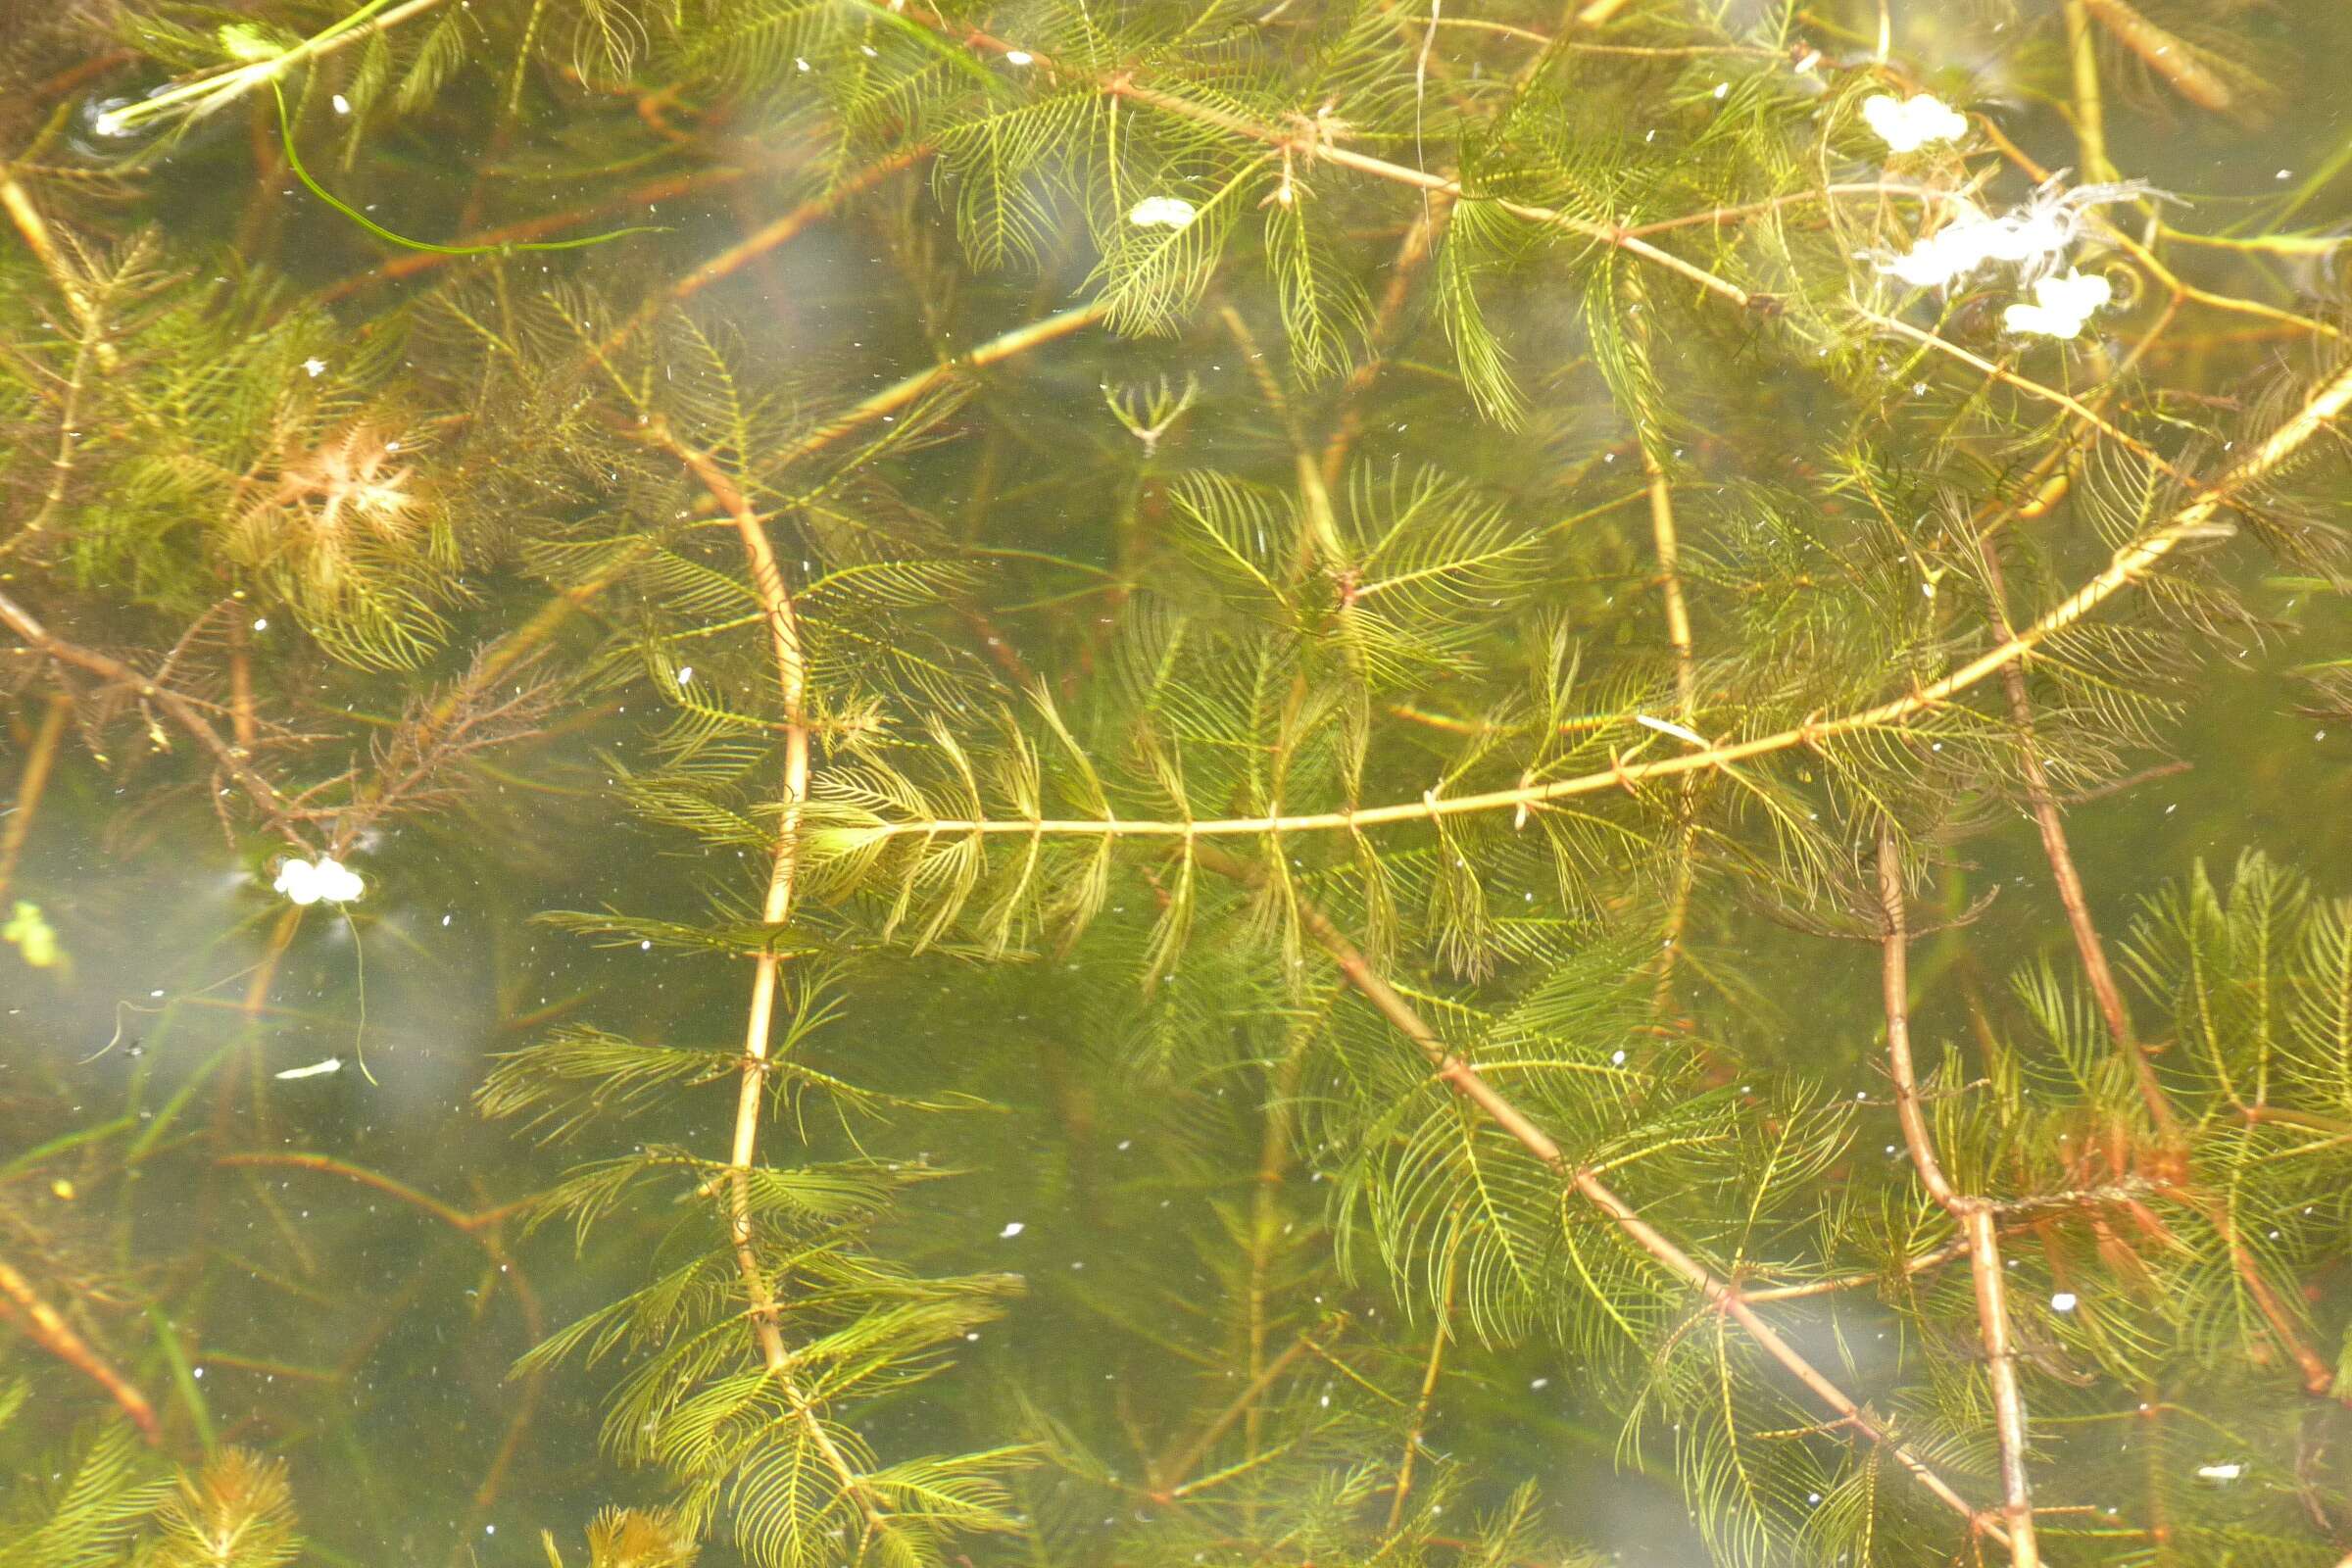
(275, 1056, 343, 1080)
(1127, 196, 1198, 230)
(2050, 1290, 2079, 1312)
(1861, 92, 1968, 155)
(1879, 181, 2146, 291)
(999, 1221, 1025, 1239)
(1635, 712, 1707, 747)
(331, 93, 351, 116)
(1004, 49, 1034, 66)
(274, 855, 365, 906)
(302, 357, 327, 378)
(2195, 1461, 2244, 1483)
(2003, 268, 2112, 339)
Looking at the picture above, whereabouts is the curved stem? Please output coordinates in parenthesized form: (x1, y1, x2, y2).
(867, 354, 2352, 845)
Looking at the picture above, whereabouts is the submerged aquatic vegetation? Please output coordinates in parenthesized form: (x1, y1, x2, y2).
(2, 1, 2351, 1566)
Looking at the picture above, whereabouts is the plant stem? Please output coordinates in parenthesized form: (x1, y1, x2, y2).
(0, 692, 69, 906)
(0, 588, 309, 848)
(1975, 539, 2173, 1129)
(0, 1254, 160, 1442)
(1877, 832, 2041, 1565)
(1192, 843, 2005, 1543)
(2062, 0, 2117, 181)
(644, 418, 896, 1535)
(906, 8, 1753, 311)
(1384, 1247, 1456, 1532)
(871, 354, 2352, 845)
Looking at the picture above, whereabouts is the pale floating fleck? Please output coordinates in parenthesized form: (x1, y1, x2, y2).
(2003, 268, 2112, 340)
(1635, 711, 1707, 747)
(273, 855, 365, 906)
(1711, 81, 1729, 100)
(676, 665, 694, 684)
(252, 617, 269, 631)
(2050, 1291, 2079, 1312)
(999, 1221, 1025, 1239)
(1530, 1377, 1549, 1390)
(1004, 49, 1034, 66)
(2195, 1461, 2245, 1483)
(274, 1056, 343, 1080)
(302, 357, 327, 378)
(1610, 1049, 1628, 1065)
(1127, 196, 1199, 230)
(794, 57, 810, 72)
(331, 93, 351, 115)
(1861, 92, 1968, 154)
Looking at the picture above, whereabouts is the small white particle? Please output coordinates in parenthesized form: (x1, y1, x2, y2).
(302, 357, 326, 377)
(676, 665, 694, 684)
(252, 617, 268, 631)
(1711, 81, 1729, 100)
(1530, 1377, 1549, 1390)
(2050, 1292, 2078, 1312)
(999, 1221, 1024, 1239)
(332, 93, 351, 115)
(1004, 49, 1033, 65)
(1127, 196, 1198, 229)
(274, 1057, 343, 1080)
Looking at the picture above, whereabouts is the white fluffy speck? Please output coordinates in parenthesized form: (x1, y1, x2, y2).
(274, 855, 365, 906)
(2050, 1291, 2078, 1312)
(1004, 49, 1033, 65)
(2003, 269, 2112, 339)
(999, 1221, 1025, 1239)
(1127, 196, 1198, 230)
(1861, 92, 1968, 154)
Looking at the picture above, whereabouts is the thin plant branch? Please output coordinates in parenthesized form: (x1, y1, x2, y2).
(1877, 832, 2042, 1565)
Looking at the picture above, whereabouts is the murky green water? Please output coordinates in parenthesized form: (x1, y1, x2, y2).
(5, 4, 2352, 1566)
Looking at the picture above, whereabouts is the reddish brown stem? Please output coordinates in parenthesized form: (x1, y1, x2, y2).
(1977, 540, 2174, 1129)
(0, 1254, 161, 1442)
(1189, 844, 2003, 1543)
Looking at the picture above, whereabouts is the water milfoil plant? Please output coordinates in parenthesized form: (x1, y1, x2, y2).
(0, 2, 2349, 1567)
